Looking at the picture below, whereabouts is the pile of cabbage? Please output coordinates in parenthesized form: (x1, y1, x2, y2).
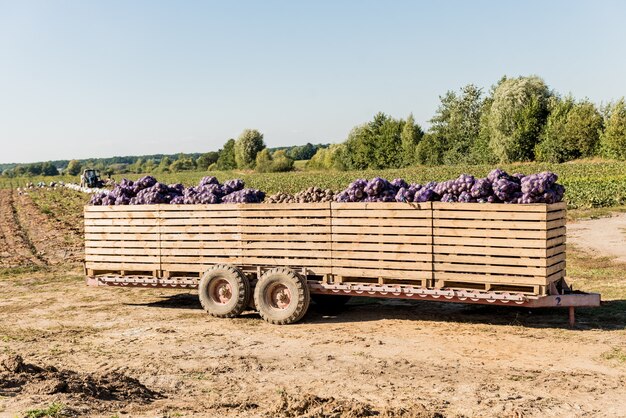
(334, 169, 564, 204)
(89, 176, 265, 205)
(89, 169, 564, 206)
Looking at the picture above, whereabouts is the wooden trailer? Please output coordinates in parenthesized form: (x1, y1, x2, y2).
(84, 201, 600, 326)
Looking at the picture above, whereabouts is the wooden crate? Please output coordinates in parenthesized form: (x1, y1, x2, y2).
(85, 201, 567, 295)
(84, 205, 161, 274)
(159, 204, 241, 275)
(238, 203, 332, 273)
(330, 202, 432, 285)
(432, 202, 566, 294)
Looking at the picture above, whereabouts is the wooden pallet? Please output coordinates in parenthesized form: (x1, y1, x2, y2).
(84, 201, 567, 295)
(432, 202, 566, 295)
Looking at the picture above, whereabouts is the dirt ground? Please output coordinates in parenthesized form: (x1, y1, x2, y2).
(0, 189, 625, 417)
(568, 213, 626, 263)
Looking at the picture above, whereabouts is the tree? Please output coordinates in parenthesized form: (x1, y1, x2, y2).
(215, 139, 237, 170)
(143, 159, 157, 173)
(66, 159, 82, 176)
(234, 129, 266, 169)
(600, 98, 626, 160)
(157, 156, 172, 173)
(428, 84, 484, 164)
(400, 113, 423, 166)
(41, 162, 59, 176)
(130, 158, 145, 174)
(487, 76, 551, 162)
(415, 133, 445, 165)
(255, 149, 294, 173)
(535, 97, 603, 162)
(169, 156, 196, 172)
(342, 113, 412, 170)
(196, 152, 220, 170)
(307, 144, 347, 170)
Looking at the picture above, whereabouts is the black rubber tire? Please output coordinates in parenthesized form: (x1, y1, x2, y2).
(198, 264, 250, 318)
(254, 267, 310, 325)
(311, 294, 352, 313)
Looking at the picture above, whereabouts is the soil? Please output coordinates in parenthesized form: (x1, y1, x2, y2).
(0, 191, 625, 417)
(568, 213, 626, 263)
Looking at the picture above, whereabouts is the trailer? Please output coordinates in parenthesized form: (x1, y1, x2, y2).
(84, 201, 600, 326)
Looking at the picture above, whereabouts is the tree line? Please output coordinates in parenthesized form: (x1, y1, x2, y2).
(307, 75, 626, 170)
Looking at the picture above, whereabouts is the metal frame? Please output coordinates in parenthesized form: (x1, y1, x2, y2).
(86, 274, 600, 327)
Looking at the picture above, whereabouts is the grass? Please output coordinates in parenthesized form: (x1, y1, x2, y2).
(3, 159, 626, 209)
(24, 402, 66, 418)
(601, 347, 626, 364)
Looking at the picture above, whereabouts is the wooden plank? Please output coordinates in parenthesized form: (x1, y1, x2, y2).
(547, 227, 566, 239)
(85, 262, 161, 270)
(331, 209, 430, 218)
(547, 210, 566, 221)
(546, 244, 566, 257)
(547, 201, 567, 211)
(85, 248, 160, 256)
(84, 211, 158, 219)
(240, 209, 331, 217)
(433, 219, 548, 230)
(546, 261, 566, 276)
(331, 267, 431, 280)
(434, 253, 548, 267)
(159, 218, 240, 226)
(433, 202, 548, 212)
(84, 205, 162, 212)
(159, 210, 241, 219)
(239, 203, 329, 211)
(434, 210, 547, 221)
(241, 233, 330, 242)
(332, 242, 430, 253)
(85, 233, 160, 241)
(332, 251, 431, 262)
(85, 226, 159, 233)
(434, 236, 548, 248)
(331, 202, 430, 210)
(161, 263, 333, 275)
(332, 259, 431, 270)
(85, 255, 160, 263)
(162, 248, 329, 258)
(85, 218, 159, 226)
(161, 256, 241, 264)
(434, 263, 546, 276)
(85, 241, 160, 249)
(433, 227, 547, 239)
(332, 226, 431, 235)
(159, 226, 241, 234)
(331, 218, 431, 227)
(546, 252, 566, 266)
(433, 245, 547, 257)
(434, 272, 546, 286)
(239, 226, 330, 234)
(160, 233, 241, 241)
(332, 234, 432, 244)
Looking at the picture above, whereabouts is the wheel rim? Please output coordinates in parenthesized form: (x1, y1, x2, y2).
(209, 278, 232, 304)
(266, 283, 292, 309)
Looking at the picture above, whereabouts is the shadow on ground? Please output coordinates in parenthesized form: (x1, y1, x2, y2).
(126, 292, 626, 331)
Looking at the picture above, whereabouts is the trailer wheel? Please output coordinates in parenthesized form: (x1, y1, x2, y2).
(199, 264, 250, 318)
(311, 294, 351, 313)
(254, 268, 310, 325)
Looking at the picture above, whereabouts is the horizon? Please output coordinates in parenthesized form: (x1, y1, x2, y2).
(2, 0, 626, 164)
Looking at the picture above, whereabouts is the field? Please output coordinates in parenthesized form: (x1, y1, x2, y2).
(0, 168, 625, 417)
(3, 160, 626, 209)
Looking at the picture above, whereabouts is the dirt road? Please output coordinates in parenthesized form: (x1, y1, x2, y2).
(0, 191, 625, 417)
(568, 213, 626, 263)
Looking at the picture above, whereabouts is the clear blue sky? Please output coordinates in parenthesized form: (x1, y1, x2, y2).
(1, 0, 625, 164)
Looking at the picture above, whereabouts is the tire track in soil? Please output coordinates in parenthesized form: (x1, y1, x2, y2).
(15, 190, 83, 265)
(0, 189, 44, 268)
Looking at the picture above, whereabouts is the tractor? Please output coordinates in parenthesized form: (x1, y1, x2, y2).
(80, 169, 104, 188)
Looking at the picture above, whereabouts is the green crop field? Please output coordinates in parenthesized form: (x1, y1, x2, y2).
(3, 160, 626, 209)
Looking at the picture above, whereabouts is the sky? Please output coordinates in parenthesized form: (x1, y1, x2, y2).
(1, 0, 625, 164)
